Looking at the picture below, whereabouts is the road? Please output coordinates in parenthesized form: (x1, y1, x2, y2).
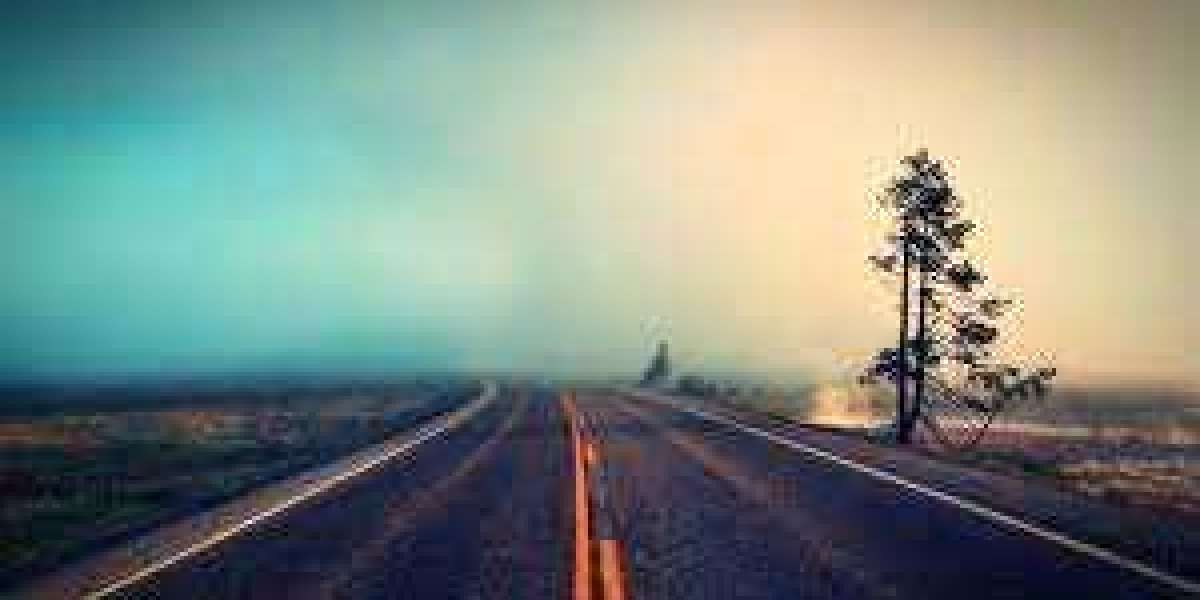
(59, 385, 1193, 599)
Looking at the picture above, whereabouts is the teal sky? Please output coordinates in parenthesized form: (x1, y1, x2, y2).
(3, 1, 1197, 383)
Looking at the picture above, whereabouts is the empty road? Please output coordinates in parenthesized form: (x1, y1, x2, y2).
(42, 385, 1196, 599)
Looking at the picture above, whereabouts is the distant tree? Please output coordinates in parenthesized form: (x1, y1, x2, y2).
(861, 150, 1055, 446)
(641, 340, 672, 385)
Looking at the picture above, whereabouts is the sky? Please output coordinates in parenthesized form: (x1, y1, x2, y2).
(2, 1, 1197, 385)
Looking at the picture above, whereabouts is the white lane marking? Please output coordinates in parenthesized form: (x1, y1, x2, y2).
(630, 390, 1200, 597)
(85, 384, 496, 600)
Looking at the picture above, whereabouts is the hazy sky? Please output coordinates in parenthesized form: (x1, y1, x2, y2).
(3, 1, 1196, 384)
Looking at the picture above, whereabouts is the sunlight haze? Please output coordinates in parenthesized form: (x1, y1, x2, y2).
(3, 0, 1196, 385)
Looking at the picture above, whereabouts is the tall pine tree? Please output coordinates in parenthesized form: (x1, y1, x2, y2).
(862, 150, 1055, 445)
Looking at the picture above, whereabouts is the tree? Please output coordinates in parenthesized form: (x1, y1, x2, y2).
(860, 149, 1055, 446)
(641, 340, 672, 385)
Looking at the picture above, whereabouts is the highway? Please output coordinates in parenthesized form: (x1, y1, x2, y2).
(49, 384, 1196, 599)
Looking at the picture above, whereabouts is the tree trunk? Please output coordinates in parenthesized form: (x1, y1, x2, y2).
(895, 234, 912, 444)
(911, 265, 929, 441)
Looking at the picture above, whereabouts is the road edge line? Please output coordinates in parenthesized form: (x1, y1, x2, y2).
(630, 388, 1200, 597)
(83, 382, 497, 600)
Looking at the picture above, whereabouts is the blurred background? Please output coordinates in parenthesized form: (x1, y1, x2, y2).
(3, 0, 1195, 386)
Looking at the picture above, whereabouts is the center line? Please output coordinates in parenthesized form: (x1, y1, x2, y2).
(564, 392, 592, 600)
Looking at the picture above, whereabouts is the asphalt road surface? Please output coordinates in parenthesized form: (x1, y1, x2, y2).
(79, 385, 1193, 600)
